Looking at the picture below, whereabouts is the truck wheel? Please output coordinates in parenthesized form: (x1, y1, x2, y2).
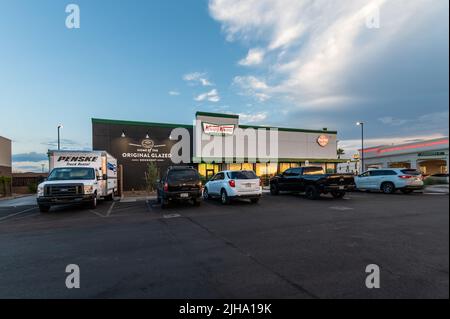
(331, 191, 346, 199)
(220, 189, 230, 205)
(270, 183, 279, 195)
(305, 185, 320, 200)
(90, 195, 98, 209)
(381, 182, 395, 194)
(250, 198, 260, 204)
(105, 193, 114, 201)
(39, 205, 51, 213)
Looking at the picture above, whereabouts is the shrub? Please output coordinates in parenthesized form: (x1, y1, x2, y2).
(27, 182, 38, 193)
(144, 162, 159, 192)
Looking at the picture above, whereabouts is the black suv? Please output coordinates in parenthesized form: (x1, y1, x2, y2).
(156, 166, 202, 208)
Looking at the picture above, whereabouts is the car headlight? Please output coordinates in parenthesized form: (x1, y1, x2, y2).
(37, 185, 44, 196)
(84, 185, 94, 194)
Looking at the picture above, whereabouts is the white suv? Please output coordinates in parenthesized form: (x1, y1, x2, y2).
(355, 168, 424, 194)
(203, 170, 262, 204)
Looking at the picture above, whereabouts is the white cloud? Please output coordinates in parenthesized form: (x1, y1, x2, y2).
(209, 0, 444, 109)
(12, 160, 48, 173)
(239, 48, 265, 66)
(194, 89, 221, 103)
(232, 76, 271, 101)
(378, 116, 408, 126)
(238, 112, 268, 123)
(168, 90, 180, 96)
(338, 133, 448, 158)
(183, 72, 213, 86)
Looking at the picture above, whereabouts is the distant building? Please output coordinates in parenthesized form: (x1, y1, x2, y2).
(0, 136, 12, 177)
(359, 137, 449, 175)
(337, 160, 359, 174)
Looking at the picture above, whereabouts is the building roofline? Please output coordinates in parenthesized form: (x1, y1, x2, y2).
(195, 111, 239, 119)
(92, 117, 337, 134)
(92, 118, 193, 129)
(239, 124, 337, 135)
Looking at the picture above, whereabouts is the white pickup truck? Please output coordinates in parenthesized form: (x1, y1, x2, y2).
(37, 150, 118, 212)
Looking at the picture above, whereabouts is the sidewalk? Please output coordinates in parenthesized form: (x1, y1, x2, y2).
(0, 194, 33, 202)
(423, 184, 449, 194)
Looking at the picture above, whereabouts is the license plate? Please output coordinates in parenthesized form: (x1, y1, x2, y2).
(339, 186, 345, 190)
(180, 193, 189, 198)
(245, 183, 252, 188)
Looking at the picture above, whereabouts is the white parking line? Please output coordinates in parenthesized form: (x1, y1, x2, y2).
(106, 202, 116, 217)
(329, 206, 354, 211)
(89, 210, 106, 218)
(0, 207, 37, 222)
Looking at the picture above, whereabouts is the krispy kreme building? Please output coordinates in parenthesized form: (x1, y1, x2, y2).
(92, 111, 344, 190)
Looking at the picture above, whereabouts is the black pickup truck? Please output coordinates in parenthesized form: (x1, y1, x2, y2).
(269, 166, 355, 199)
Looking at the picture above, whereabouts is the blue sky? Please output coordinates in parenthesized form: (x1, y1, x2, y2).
(0, 0, 448, 172)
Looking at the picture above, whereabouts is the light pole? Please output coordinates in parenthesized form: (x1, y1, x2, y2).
(57, 124, 63, 150)
(356, 122, 364, 172)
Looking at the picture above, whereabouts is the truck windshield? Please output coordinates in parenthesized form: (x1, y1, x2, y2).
(48, 168, 95, 181)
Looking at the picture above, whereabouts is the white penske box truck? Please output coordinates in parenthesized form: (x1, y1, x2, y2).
(37, 150, 118, 212)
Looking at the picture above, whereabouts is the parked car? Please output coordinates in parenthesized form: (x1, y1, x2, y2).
(269, 166, 355, 199)
(354, 168, 424, 194)
(156, 166, 202, 208)
(203, 170, 262, 205)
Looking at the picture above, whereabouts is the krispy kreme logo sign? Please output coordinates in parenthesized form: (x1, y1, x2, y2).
(317, 135, 330, 147)
(202, 122, 235, 136)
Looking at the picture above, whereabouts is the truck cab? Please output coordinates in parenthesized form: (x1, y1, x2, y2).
(36, 150, 117, 212)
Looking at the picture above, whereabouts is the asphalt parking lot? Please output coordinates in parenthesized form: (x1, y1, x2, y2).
(0, 191, 448, 299)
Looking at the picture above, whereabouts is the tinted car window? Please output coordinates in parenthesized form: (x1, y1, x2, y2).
(400, 169, 421, 176)
(371, 170, 396, 176)
(228, 171, 257, 179)
(168, 169, 199, 183)
(303, 167, 325, 175)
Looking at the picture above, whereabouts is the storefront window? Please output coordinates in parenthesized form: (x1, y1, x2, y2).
(198, 164, 220, 180)
(279, 163, 291, 174)
(242, 163, 254, 171)
(255, 163, 278, 186)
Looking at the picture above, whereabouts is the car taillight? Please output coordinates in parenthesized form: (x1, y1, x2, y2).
(163, 182, 169, 191)
(399, 175, 413, 179)
(229, 180, 235, 188)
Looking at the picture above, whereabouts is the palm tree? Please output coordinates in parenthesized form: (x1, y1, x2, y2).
(337, 148, 345, 159)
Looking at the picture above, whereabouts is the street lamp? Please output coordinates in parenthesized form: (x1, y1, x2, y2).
(57, 124, 63, 150)
(356, 122, 364, 172)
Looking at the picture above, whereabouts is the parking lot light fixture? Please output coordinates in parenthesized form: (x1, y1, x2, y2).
(57, 124, 63, 150)
(356, 122, 364, 172)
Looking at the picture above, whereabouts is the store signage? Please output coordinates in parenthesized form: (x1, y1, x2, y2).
(203, 122, 235, 136)
(122, 138, 171, 160)
(317, 135, 329, 147)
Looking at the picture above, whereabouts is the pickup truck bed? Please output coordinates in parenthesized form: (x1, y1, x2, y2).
(269, 166, 355, 199)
